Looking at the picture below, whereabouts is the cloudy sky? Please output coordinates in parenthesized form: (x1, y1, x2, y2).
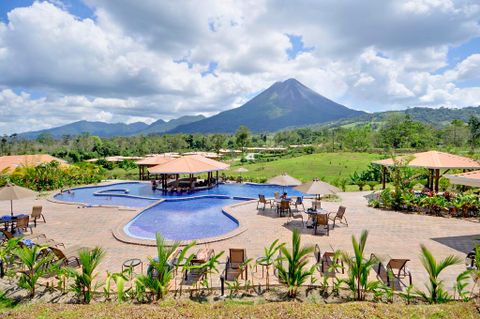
(0, 0, 479, 134)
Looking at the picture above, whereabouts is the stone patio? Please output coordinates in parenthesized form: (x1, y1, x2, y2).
(2, 190, 479, 291)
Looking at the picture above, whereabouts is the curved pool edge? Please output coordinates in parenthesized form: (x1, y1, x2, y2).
(112, 200, 255, 247)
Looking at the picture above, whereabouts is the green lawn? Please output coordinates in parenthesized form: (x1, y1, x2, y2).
(226, 152, 384, 185)
(1, 301, 477, 319)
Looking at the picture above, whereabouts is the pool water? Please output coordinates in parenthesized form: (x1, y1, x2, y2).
(54, 182, 308, 241)
(125, 197, 243, 241)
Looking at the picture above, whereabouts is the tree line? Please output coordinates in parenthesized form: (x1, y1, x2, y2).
(1, 114, 480, 163)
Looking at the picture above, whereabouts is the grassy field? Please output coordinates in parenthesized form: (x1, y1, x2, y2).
(1, 301, 478, 319)
(225, 152, 384, 185)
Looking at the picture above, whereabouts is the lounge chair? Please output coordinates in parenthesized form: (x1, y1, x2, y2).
(184, 248, 214, 281)
(223, 248, 248, 281)
(49, 245, 88, 268)
(329, 206, 348, 228)
(314, 244, 344, 275)
(278, 200, 291, 217)
(313, 214, 330, 236)
(0, 229, 63, 247)
(31, 206, 46, 227)
(371, 253, 412, 290)
(257, 194, 273, 211)
(293, 197, 305, 211)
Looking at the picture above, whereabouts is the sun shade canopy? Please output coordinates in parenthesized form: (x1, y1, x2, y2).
(148, 155, 229, 174)
(294, 179, 340, 195)
(267, 173, 301, 186)
(445, 170, 480, 187)
(372, 151, 480, 170)
(0, 154, 68, 172)
(136, 155, 175, 166)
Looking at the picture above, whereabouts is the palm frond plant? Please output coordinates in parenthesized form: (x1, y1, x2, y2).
(468, 245, 480, 298)
(70, 247, 105, 303)
(142, 232, 180, 300)
(417, 244, 461, 304)
(453, 270, 471, 302)
(14, 245, 53, 297)
(275, 229, 315, 298)
(198, 250, 225, 293)
(257, 239, 284, 290)
(341, 230, 379, 301)
(0, 237, 21, 277)
(399, 284, 416, 304)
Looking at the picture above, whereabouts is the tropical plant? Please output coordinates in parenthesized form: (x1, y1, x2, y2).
(453, 270, 471, 301)
(14, 245, 53, 297)
(468, 245, 480, 298)
(139, 233, 179, 300)
(0, 237, 21, 276)
(399, 284, 416, 304)
(69, 247, 105, 303)
(275, 229, 315, 298)
(417, 244, 461, 304)
(341, 230, 379, 301)
(257, 239, 284, 290)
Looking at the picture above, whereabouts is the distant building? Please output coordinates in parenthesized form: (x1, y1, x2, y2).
(0, 154, 69, 172)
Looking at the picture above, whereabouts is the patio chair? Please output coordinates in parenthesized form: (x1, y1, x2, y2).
(328, 206, 348, 229)
(314, 244, 344, 275)
(224, 248, 248, 281)
(286, 208, 305, 227)
(257, 194, 273, 211)
(313, 214, 330, 236)
(371, 253, 412, 290)
(278, 200, 291, 217)
(184, 248, 214, 280)
(293, 196, 305, 211)
(31, 206, 46, 227)
(13, 216, 33, 234)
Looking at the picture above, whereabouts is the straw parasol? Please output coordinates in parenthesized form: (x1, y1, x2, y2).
(267, 173, 301, 192)
(0, 183, 38, 216)
(294, 179, 339, 199)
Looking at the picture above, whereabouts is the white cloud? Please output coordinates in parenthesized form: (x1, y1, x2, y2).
(0, 0, 479, 134)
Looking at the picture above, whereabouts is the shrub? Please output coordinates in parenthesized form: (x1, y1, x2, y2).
(69, 247, 105, 304)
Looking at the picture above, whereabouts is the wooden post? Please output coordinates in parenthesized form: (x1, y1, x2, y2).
(216, 171, 219, 185)
(434, 169, 440, 193)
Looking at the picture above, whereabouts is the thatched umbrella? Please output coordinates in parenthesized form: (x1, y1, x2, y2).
(267, 173, 301, 192)
(295, 179, 339, 209)
(0, 183, 38, 216)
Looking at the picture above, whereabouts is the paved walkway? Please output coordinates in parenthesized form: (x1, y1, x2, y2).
(2, 191, 479, 291)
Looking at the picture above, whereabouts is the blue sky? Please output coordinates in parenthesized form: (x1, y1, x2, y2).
(0, 0, 479, 134)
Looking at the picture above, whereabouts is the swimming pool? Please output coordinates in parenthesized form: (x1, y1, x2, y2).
(125, 197, 243, 241)
(53, 182, 308, 242)
(53, 182, 306, 206)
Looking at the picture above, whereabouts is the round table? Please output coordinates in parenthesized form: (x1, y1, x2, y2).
(122, 258, 143, 277)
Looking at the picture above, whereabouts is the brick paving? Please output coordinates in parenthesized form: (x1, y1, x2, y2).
(2, 191, 479, 291)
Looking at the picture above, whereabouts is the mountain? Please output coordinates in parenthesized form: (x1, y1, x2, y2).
(139, 115, 205, 135)
(18, 115, 205, 139)
(19, 120, 149, 139)
(169, 78, 366, 133)
(316, 106, 480, 129)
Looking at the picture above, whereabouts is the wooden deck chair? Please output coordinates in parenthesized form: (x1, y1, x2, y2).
(278, 200, 291, 217)
(13, 216, 33, 234)
(329, 206, 348, 228)
(31, 206, 46, 227)
(224, 248, 247, 281)
(313, 214, 330, 236)
(371, 253, 412, 290)
(257, 194, 273, 210)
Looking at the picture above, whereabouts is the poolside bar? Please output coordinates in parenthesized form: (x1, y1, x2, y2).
(148, 155, 229, 192)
